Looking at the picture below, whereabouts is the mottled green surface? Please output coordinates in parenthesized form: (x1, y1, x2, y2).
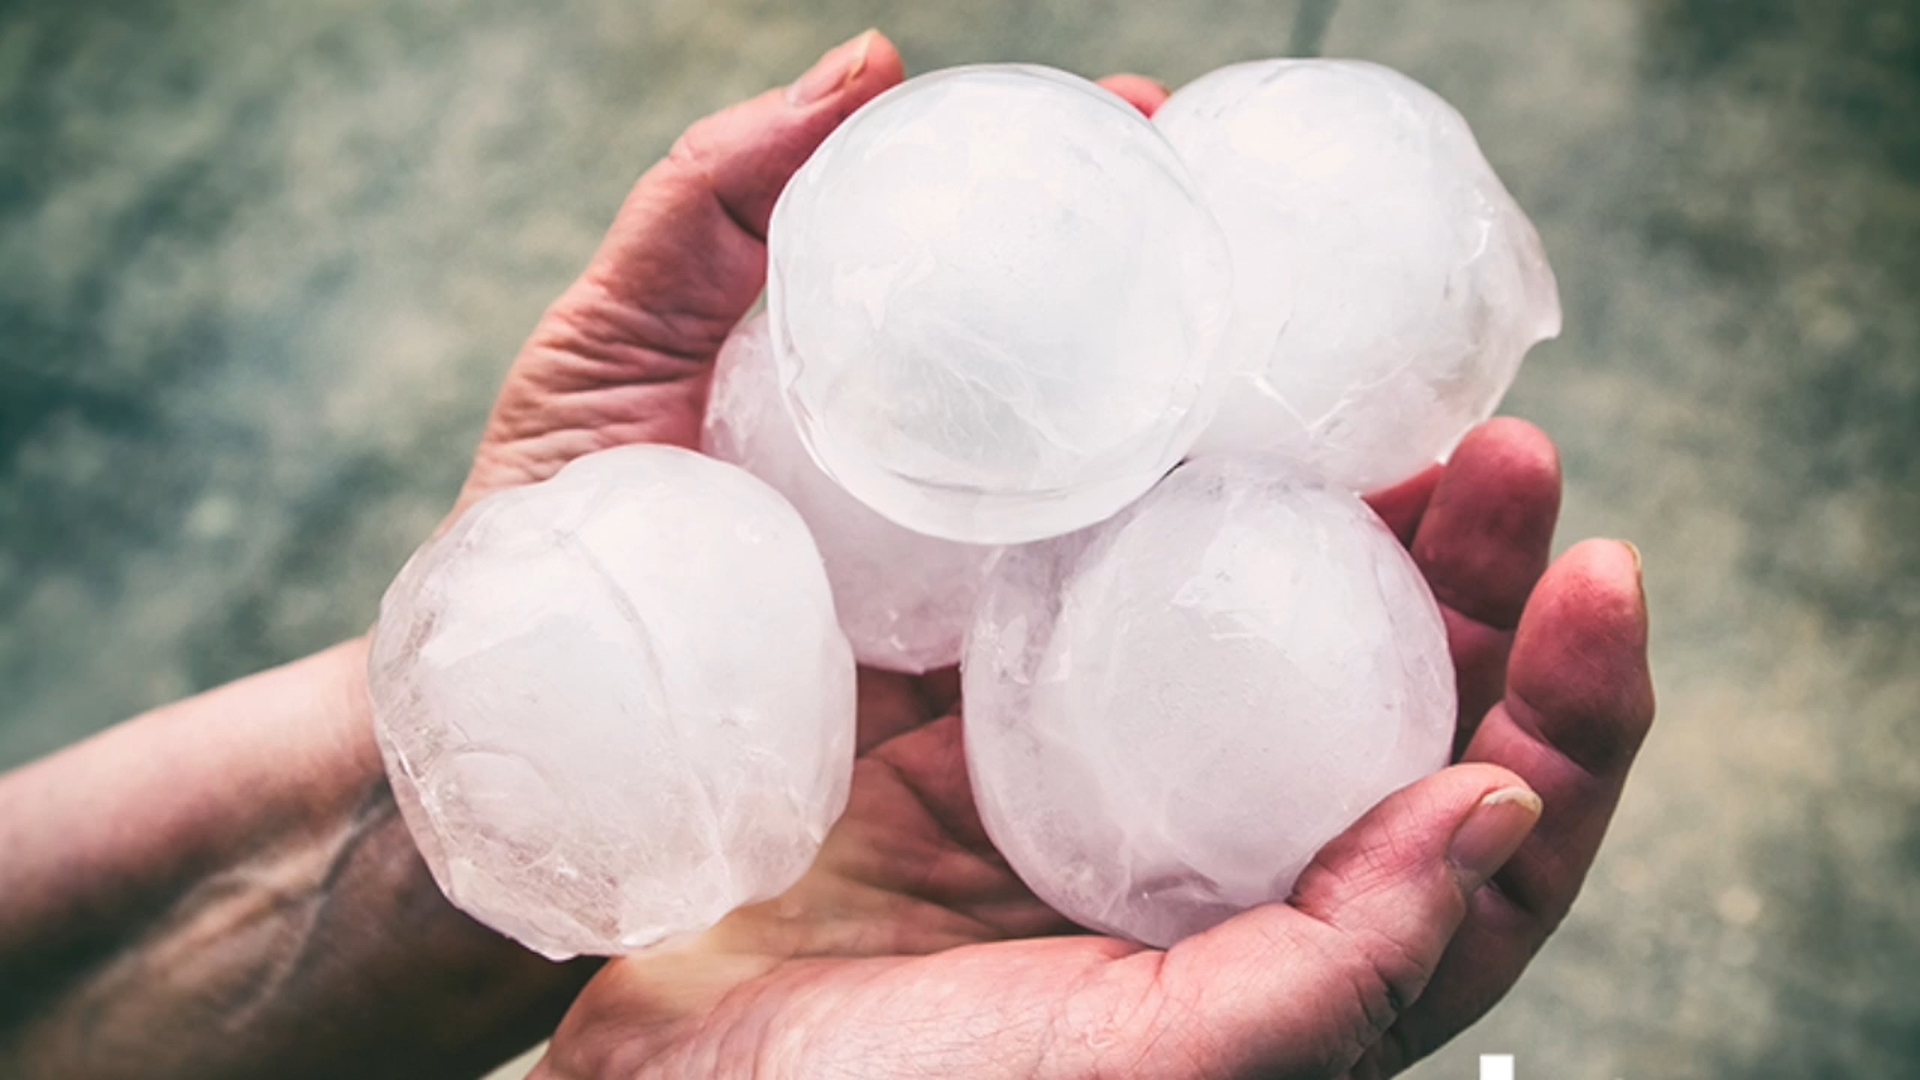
(3, 1, 1916, 1076)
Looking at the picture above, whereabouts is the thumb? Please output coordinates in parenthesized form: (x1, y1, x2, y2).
(1143, 764, 1540, 1078)
(460, 32, 905, 512)
(578, 29, 904, 320)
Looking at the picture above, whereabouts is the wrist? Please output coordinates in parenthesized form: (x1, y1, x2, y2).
(1, 637, 597, 1079)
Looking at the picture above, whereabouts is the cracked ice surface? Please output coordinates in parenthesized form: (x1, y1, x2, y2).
(703, 313, 1000, 674)
(768, 64, 1233, 544)
(368, 446, 856, 959)
(1160, 60, 1562, 494)
(963, 455, 1455, 947)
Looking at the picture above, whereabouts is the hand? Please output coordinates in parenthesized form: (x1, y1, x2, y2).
(450, 32, 1654, 1079)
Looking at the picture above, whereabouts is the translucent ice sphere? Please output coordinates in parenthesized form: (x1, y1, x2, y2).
(703, 313, 1001, 673)
(768, 64, 1234, 544)
(369, 446, 857, 959)
(1158, 59, 1562, 494)
(964, 454, 1455, 947)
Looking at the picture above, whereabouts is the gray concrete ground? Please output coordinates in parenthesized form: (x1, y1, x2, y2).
(3, 1, 1916, 1076)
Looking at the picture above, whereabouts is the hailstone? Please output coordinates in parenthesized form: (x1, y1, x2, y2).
(963, 454, 1455, 947)
(1158, 59, 1562, 494)
(768, 64, 1234, 545)
(368, 445, 856, 960)
(703, 312, 1001, 673)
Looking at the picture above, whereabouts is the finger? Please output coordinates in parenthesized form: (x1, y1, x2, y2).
(1409, 418, 1561, 743)
(854, 665, 962, 755)
(833, 715, 1054, 930)
(461, 32, 905, 509)
(915, 665, 963, 719)
(586, 30, 903, 311)
(741, 716, 1063, 961)
(1097, 74, 1171, 117)
(1365, 462, 1443, 547)
(854, 669, 935, 755)
(1123, 764, 1538, 1078)
(1413, 420, 1561, 628)
(1355, 539, 1654, 1076)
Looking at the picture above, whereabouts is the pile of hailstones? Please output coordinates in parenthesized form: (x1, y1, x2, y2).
(370, 60, 1560, 960)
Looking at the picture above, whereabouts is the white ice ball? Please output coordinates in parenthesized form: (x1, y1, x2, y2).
(1159, 59, 1562, 494)
(768, 64, 1234, 544)
(369, 446, 856, 959)
(963, 454, 1455, 947)
(703, 312, 1001, 673)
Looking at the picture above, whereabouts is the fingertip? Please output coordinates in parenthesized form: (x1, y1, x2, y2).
(774, 28, 905, 167)
(1506, 538, 1655, 773)
(1542, 538, 1649, 644)
(674, 30, 906, 239)
(1439, 419, 1562, 522)
(1447, 783, 1543, 894)
(1459, 417, 1559, 475)
(788, 30, 904, 110)
(1435, 421, 1562, 540)
(1465, 420, 1560, 512)
(841, 30, 907, 107)
(1097, 73, 1172, 117)
(1400, 763, 1536, 845)
(1412, 419, 1563, 629)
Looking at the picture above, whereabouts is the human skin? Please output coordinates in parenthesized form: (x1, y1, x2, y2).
(0, 31, 1654, 1080)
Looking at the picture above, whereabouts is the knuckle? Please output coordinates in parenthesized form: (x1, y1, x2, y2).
(1333, 918, 1440, 1050)
(1290, 926, 1414, 1077)
(666, 115, 724, 187)
(1105, 955, 1235, 1079)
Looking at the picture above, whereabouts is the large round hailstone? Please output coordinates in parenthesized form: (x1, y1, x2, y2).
(703, 312, 1001, 673)
(964, 455, 1455, 947)
(1158, 59, 1562, 494)
(369, 445, 857, 960)
(768, 64, 1234, 545)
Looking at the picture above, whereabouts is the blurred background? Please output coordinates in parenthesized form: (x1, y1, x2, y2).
(2, 0, 1916, 1076)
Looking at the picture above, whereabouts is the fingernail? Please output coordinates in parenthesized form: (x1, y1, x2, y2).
(1448, 786, 1542, 892)
(788, 29, 876, 107)
(1617, 539, 1646, 608)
